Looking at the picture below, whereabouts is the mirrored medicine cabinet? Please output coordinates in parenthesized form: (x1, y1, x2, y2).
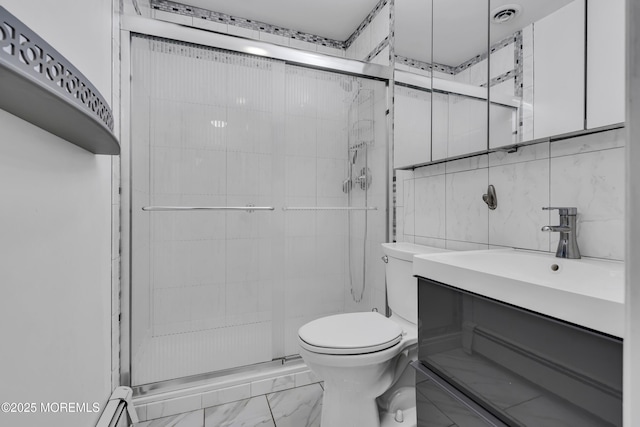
(393, 0, 625, 169)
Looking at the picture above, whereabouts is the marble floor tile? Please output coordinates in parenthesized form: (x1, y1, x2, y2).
(204, 396, 275, 427)
(267, 383, 322, 427)
(135, 409, 204, 427)
(428, 349, 541, 410)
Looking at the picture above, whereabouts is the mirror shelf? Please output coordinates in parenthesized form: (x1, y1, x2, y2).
(393, 122, 624, 172)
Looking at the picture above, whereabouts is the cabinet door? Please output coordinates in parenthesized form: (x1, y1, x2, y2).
(394, 84, 431, 168)
(587, 0, 625, 128)
(432, 0, 489, 160)
(418, 277, 623, 426)
(489, 0, 586, 147)
(393, 0, 432, 168)
(533, 0, 586, 139)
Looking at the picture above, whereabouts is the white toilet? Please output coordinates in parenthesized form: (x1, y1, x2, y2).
(298, 242, 449, 427)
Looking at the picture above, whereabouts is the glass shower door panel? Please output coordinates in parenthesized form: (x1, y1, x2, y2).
(345, 80, 388, 315)
(281, 66, 388, 355)
(281, 66, 350, 355)
(130, 36, 285, 385)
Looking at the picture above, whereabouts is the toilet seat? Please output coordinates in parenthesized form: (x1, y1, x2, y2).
(298, 312, 403, 355)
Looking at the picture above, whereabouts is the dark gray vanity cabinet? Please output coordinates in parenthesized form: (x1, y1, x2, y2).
(414, 277, 623, 427)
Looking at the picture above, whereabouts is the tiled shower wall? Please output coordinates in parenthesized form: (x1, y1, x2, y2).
(396, 127, 625, 261)
(129, 36, 388, 385)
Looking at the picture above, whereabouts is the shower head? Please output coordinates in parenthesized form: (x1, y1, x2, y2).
(351, 149, 358, 164)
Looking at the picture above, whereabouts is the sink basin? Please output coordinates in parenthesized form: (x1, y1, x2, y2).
(413, 248, 624, 338)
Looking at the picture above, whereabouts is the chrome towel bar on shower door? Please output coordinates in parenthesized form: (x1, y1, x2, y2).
(142, 206, 275, 212)
(282, 206, 378, 211)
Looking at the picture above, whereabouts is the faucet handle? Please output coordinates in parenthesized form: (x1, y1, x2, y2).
(542, 207, 577, 215)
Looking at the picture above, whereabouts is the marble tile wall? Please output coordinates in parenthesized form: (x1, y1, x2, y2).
(396, 127, 625, 260)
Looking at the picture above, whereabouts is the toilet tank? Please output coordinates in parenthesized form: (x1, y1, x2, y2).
(381, 243, 449, 324)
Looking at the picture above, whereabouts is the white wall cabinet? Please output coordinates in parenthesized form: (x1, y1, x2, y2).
(394, 84, 431, 168)
(392, 0, 625, 170)
(533, 0, 586, 139)
(587, 0, 625, 128)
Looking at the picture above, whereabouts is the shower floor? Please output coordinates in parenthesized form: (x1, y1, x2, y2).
(134, 382, 323, 427)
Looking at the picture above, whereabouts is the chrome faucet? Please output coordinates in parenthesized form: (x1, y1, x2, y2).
(541, 207, 581, 259)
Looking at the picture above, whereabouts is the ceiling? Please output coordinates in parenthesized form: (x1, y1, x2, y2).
(171, 0, 574, 67)
(173, 0, 380, 41)
(397, 0, 574, 66)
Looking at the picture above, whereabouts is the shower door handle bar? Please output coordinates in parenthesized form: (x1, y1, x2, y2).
(282, 207, 377, 211)
(142, 206, 275, 212)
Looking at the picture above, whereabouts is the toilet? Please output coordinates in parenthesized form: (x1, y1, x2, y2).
(298, 242, 449, 427)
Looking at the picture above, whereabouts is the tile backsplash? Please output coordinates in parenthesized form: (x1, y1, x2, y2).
(396, 127, 625, 261)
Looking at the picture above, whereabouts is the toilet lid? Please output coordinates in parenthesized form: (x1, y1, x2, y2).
(298, 312, 403, 355)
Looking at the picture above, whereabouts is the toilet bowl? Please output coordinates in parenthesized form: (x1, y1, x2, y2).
(298, 243, 449, 427)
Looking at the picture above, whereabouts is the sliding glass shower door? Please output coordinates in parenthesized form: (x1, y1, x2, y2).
(130, 35, 387, 386)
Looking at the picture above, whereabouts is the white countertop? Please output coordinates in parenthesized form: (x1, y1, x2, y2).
(413, 249, 625, 338)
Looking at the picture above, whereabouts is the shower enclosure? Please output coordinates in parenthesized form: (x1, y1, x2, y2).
(129, 35, 389, 387)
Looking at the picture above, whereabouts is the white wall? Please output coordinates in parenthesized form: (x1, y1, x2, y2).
(625, 1, 640, 425)
(397, 127, 625, 261)
(0, 1, 116, 426)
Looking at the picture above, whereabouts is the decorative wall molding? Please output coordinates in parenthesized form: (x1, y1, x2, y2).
(364, 37, 390, 63)
(0, 6, 119, 154)
(395, 55, 455, 75)
(396, 31, 522, 82)
(150, 0, 345, 49)
(345, 0, 389, 49)
(150, 0, 391, 53)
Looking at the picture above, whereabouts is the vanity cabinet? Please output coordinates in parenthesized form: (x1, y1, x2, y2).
(415, 277, 623, 427)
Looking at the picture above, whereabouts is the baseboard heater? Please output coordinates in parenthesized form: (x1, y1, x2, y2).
(95, 387, 139, 427)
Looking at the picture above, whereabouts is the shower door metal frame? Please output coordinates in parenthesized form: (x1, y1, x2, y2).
(119, 15, 393, 394)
